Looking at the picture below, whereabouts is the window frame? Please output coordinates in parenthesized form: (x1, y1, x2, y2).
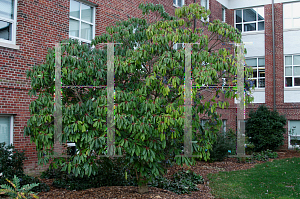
(235, 7, 265, 33)
(222, 7, 226, 22)
(0, 115, 14, 146)
(288, 120, 300, 149)
(173, 0, 184, 7)
(245, 57, 265, 88)
(284, 54, 300, 88)
(283, 2, 300, 30)
(0, 0, 18, 47)
(69, 0, 96, 43)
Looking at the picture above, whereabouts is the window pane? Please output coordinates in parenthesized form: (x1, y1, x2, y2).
(258, 69, 265, 77)
(0, 21, 12, 41)
(285, 56, 292, 65)
(258, 22, 264, 31)
(178, 0, 183, 7)
(243, 9, 256, 22)
(81, 22, 92, 41)
(284, 18, 293, 29)
(294, 66, 300, 76)
(253, 69, 257, 78)
(0, 0, 14, 19)
(0, 117, 10, 146)
(69, 19, 79, 37)
(246, 58, 257, 67)
(295, 77, 300, 86)
(244, 23, 256, 32)
(252, 79, 257, 87)
(286, 77, 292, 87)
(294, 18, 300, 28)
(284, 3, 292, 19)
(257, 7, 264, 21)
(70, 0, 80, 18)
(294, 55, 300, 65)
(236, 24, 242, 31)
(290, 121, 300, 136)
(173, 0, 176, 4)
(258, 58, 265, 66)
(258, 78, 265, 88)
(201, 0, 207, 9)
(293, 2, 300, 18)
(222, 8, 225, 22)
(236, 10, 242, 23)
(286, 66, 292, 76)
(81, 4, 93, 23)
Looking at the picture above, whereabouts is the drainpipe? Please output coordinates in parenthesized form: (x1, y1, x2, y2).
(272, 0, 276, 110)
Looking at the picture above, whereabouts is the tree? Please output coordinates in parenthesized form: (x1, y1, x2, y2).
(245, 105, 286, 152)
(24, 3, 252, 193)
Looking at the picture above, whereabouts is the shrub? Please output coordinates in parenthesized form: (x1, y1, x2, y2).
(0, 142, 49, 193)
(0, 175, 39, 199)
(41, 157, 137, 191)
(149, 169, 204, 194)
(209, 129, 236, 162)
(245, 105, 286, 152)
(237, 150, 278, 163)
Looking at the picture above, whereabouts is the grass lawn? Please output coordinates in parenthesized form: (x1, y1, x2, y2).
(208, 157, 300, 199)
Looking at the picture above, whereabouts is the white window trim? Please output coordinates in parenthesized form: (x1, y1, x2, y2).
(288, 120, 300, 149)
(69, 0, 96, 43)
(284, 54, 300, 88)
(246, 57, 265, 88)
(173, 0, 185, 8)
(222, 7, 226, 23)
(0, 0, 19, 49)
(234, 7, 265, 33)
(0, 115, 14, 145)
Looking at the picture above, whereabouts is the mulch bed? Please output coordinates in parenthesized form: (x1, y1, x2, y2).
(29, 150, 300, 198)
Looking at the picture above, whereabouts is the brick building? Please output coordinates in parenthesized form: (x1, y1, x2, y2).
(0, 0, 298, 173)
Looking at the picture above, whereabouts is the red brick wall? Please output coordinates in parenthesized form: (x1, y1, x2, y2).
(0, 0, 177, 174)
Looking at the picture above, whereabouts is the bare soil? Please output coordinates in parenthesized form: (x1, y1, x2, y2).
(25, 150, 300, 198)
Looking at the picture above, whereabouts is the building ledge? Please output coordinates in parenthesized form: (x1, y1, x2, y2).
(0, 41, 19, 50)
(242, 30, 264, 36)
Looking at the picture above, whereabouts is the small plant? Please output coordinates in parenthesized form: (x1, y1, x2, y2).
(0, 175, 39, 199)
(252, 149, 278, 161)
(149, 169, 204, 194)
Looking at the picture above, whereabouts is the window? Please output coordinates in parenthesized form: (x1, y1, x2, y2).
(69, 0, 95, 43)
(285, 55, 300, 87)
(235, 7, 264, 32)
(201, 0, 208, 10)
(173, 43, 184, 50)
(0, 0, 17, 44)
(173, 0, 184, 7)
(222, 7, 226, 22)
(289, 121, 300, 148)
(0, 116, 13, 146)
(284, 2, 300, 29)
(246, 58, 265, 88)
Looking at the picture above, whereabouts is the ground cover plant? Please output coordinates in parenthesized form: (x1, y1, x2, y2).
(24, 2, 253, 193)
(208, 157, 300, 198)
(0, 142, 49, 193)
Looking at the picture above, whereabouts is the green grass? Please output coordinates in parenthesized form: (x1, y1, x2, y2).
(207, 157, 300, 199)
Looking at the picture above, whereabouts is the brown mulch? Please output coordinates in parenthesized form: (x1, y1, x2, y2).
(33, 150, 300, 199)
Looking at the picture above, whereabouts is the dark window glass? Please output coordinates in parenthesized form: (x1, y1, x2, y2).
(258, 22, 265, 31)
(258, 79, 265, 88)
(236, 24, 242, 31)
(286, 77, 292, 87)
(244, 23, 256, 31)
(243, 9, 257, 22)
(0, 20, 12, 41)
(294, 77, 300, 86)
(236, 10, 242, 23)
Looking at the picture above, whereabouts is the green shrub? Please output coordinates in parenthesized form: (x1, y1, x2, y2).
(0, 142, 49, 193)
(237, 150, 278, 163)
(41, 157, 137, 191)
(245, 105, 286, 152)
(149, 169, 204, 194)
(209, 130, 236, 162)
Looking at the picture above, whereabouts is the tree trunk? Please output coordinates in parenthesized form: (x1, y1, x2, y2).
(138, 183, 149, 194)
